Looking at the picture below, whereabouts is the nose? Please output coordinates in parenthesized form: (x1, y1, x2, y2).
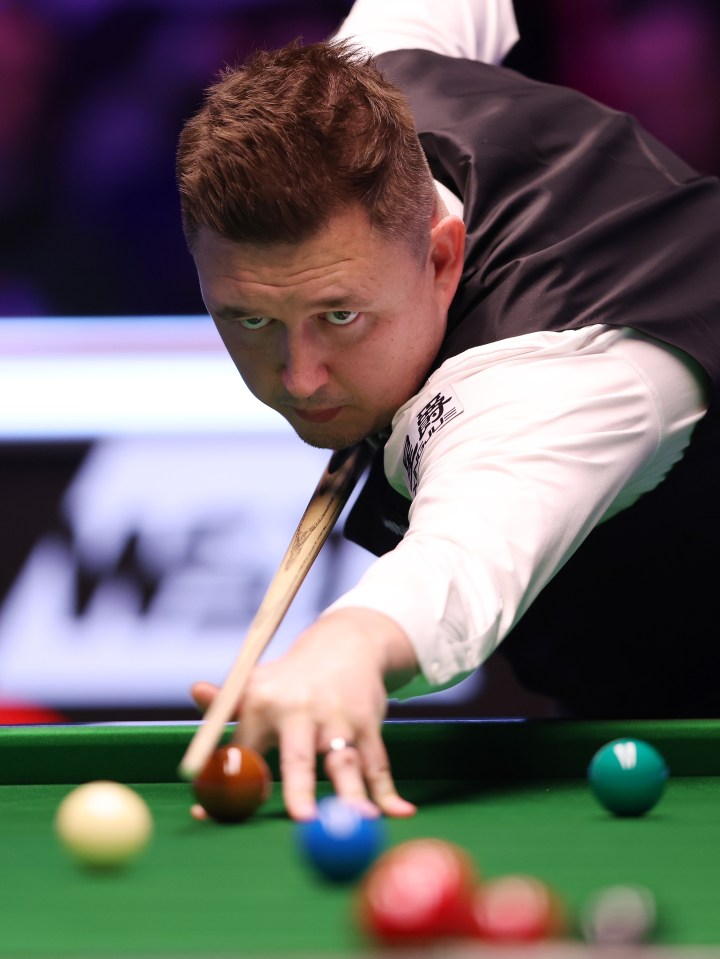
(279, 325, 330, 399)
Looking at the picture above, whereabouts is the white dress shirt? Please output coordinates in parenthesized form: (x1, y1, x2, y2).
(327, 326, 706, 697)
(334, 0, 519, 65)
(325, 0, 709, 699)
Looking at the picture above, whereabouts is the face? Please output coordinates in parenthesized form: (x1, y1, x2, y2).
(192, 204, 464, 450)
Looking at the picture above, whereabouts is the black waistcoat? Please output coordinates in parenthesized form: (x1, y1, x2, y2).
(344, 50, 720, 716)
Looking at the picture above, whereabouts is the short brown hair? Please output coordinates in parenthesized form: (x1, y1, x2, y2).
(176, 40, 437, 257)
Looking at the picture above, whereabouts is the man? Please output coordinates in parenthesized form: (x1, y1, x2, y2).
(176, 0, 720, 821)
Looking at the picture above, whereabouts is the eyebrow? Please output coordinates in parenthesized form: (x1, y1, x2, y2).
(214, 306, 258, 321)
(214, 298, 365, 321)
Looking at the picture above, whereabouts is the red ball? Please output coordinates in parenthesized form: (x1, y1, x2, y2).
(192, 745, 271, 823)
(471, 874, 565, 942)
(356, 838, 479, 944)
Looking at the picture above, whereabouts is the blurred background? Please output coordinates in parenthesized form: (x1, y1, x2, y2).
(1, 0, 719, 723)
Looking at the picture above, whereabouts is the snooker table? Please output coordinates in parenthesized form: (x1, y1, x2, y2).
(2, 719, 720, 958)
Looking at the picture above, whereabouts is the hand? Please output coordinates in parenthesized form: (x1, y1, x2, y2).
(191, 608, 419, 821)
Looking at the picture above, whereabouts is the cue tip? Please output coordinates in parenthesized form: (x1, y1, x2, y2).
(177, 761, 195, 782)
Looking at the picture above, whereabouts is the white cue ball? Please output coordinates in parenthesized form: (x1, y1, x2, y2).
(55, 781, 153, 867)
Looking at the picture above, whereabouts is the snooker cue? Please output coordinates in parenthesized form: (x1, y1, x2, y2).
(178, 440, 373, 781)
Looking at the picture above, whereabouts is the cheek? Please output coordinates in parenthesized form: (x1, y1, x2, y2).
(355, 349, 420, 414)
(385, 306, 442, 383)
(213, 328, 269, 395)
(351, 305, 439, 404)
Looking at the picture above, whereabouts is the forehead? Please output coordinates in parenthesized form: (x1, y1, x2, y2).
(192, 208, 419, 310)
(194, 205, 381, 263)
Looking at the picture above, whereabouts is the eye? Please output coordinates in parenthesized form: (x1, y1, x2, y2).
(324, 310, 360, 326)
(239, 316, 272, 330)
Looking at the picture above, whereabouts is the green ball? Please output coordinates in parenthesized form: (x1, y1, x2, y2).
(587, 739, 668, 816)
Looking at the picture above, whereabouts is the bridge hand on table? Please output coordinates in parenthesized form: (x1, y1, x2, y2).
(190, 608, 420, 821)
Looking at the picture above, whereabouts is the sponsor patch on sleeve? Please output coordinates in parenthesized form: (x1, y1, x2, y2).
(401, 387, 464, 495)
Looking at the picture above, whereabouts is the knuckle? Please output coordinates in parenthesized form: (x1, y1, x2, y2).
(363, 753, 395, 790)
(326, 747, 359, 770)
(245, 670, 314, 717)
(280, 752, 314, 776)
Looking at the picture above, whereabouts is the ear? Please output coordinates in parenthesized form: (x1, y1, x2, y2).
(429, 214, 466, 313)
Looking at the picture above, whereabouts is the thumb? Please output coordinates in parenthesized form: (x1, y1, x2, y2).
(190, 680, 220, 714)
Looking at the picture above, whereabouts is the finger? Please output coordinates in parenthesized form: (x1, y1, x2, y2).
(357, 735, 417, 818)
(190, 681, 220, 714)
(277, 712, 320, 822)
(231, 718, 277, 756)
(190, 803, 209, 821)
(323, 742, 379, 818)
(230, 686, 278, 755)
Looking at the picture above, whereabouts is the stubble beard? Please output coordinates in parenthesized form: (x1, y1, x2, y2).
(288, 409, 390, 452)
(293, 422, 373, 452)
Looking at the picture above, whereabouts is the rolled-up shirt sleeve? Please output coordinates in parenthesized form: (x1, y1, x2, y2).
(325, 325, 707, 698)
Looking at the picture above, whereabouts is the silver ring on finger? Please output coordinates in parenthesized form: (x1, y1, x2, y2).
(325, 736, 357, 755)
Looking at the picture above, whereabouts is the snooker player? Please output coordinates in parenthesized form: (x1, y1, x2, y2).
(176, 0, 720, 821)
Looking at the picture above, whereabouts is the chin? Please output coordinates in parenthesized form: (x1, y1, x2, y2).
(292, 421, 372, 451)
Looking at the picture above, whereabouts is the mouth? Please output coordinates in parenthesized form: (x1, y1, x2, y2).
(291, 407, 344, 424)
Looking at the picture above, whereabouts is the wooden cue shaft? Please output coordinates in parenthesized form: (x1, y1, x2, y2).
(178, 441, 373, 781)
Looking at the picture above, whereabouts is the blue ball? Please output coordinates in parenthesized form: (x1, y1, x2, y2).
(296, 796, 387, 881)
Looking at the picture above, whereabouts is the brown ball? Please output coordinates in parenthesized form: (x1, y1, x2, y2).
(192, 745, 271, 822)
